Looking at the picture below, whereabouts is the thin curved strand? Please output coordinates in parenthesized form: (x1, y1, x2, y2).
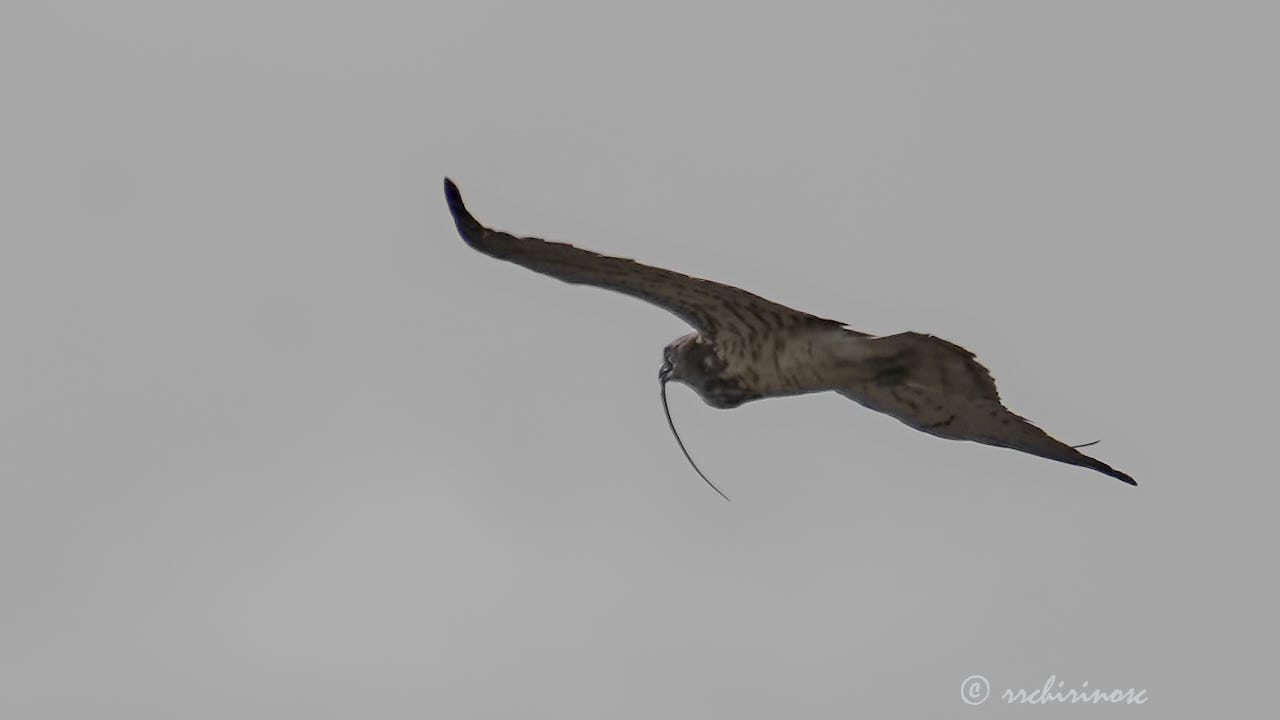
(660, 381, 730, 502)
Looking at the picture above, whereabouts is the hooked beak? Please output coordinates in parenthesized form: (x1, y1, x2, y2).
(658, 359, 674, 383)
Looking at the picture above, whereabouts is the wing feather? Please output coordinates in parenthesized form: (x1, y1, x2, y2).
(444, 179, 839, 339)
(835, 332, 1135, 484)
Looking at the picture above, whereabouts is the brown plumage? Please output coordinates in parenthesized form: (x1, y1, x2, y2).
(444, 178, 1135, 487)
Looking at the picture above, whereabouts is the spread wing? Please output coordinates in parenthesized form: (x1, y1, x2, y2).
(444, 179, 840, 339)
(834, 332, 1135, 484)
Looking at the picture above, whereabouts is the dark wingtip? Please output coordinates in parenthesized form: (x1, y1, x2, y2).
(1071, 444, 1136, 486)
(1099, 463, 1137, 486)
(443, 177, 484, 240)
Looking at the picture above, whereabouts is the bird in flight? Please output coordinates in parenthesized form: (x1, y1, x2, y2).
(443, 178, 1135, 495)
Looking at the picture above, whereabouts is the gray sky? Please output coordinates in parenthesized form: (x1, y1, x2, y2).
(3, 2, 1277, 717)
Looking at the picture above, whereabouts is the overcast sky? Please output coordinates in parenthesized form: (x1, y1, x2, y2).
(3, 2, 1277, 717)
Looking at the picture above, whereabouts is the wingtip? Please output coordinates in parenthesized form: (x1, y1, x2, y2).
(1102, 465, 1137, 486)
(443, 177, 464, 216)
(1069, 446, 1136, 486)
(443, 177, 484, 240)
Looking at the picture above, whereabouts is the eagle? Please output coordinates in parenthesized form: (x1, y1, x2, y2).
(444, 179, 1135, 495)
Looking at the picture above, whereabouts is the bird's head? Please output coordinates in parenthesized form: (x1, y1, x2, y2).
(659, 334, 760, 409)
